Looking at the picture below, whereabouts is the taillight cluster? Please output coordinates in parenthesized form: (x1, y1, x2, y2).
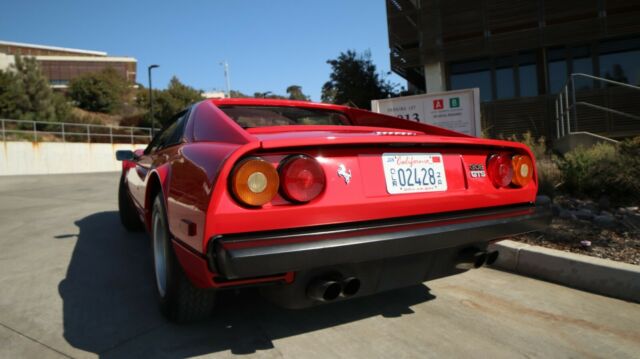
(486, 153, 534, 189)
(230, 155, 326, 207)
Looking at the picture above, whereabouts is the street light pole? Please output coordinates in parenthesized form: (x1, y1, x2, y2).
(220, 60, 231, 98)
(147, 64, 159, 134)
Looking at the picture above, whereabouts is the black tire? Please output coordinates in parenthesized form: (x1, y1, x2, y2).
(118, 175, 144, 231)
(151, 193, 216, 323)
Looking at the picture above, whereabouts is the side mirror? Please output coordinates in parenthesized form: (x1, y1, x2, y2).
(116, 150, 137, 161)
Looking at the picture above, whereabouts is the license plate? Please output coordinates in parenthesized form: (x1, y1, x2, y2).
(382, 153, 448, 194)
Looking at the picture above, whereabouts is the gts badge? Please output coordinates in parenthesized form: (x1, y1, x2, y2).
(469, 164, 486, 178)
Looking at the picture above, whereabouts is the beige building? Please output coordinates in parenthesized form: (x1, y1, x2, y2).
(0, 40, 137, 89)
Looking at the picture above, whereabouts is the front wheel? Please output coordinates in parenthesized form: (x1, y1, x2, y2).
(151, 193, 216, 323)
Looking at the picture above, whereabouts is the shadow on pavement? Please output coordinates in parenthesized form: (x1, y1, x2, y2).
(59, 211, 436, 358)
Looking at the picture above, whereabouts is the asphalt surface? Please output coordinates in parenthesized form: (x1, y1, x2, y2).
(0, 172, 639, 359)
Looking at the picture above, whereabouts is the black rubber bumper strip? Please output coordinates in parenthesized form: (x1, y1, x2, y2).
(213, 196, 552, 279)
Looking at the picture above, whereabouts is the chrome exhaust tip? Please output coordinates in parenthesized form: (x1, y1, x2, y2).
(307, 279, 342, 302)
(455, 249, 488, 270)
(485, 251, 499, 265)
(340, 277, 361, 297)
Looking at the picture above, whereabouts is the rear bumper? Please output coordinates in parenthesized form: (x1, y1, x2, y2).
(211, 196, 552, 279)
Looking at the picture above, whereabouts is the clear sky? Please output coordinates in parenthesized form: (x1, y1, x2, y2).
(0, 0, 403, 101)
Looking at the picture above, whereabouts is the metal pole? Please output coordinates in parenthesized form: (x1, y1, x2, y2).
(564, 85, 571, 134)
(148, 64, 159, 135)
(33, 121, 37, 142)
(558, 93, 564, 137)
(570, 74, 578, 132)
(61, 123, 65, 142)
(1, 119, 5, 141)
(221, 60, 231, 98)
(555, 100, 560, 139)
(109, 127, 113, 143)
(87, 124, 91, 143)
(130, 128, 134, 144)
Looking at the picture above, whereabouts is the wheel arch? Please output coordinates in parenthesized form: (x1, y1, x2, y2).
(145, 165, 171, 231)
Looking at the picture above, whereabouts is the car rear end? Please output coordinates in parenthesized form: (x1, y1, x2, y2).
(200, 101, 551, 308)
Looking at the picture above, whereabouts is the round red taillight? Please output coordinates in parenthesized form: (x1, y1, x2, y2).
(487, 154, 514, 188)
(279, 155, 326, 203)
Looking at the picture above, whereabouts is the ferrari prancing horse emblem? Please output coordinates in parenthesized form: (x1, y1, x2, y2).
(337, 164, 352, 184)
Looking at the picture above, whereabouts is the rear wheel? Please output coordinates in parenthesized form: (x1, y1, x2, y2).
(151, 193, 216, 323)
(118, 175, 144, 231)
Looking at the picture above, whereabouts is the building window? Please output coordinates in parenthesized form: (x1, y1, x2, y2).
(449, 54, 539, 101)
(548, 48, 567, 93)
(599, 37, 640, 86)
(49, 79, 69, 86)
(496, 67, 514, 99)
(518, 53, 538, 97)
(496, 56, 515, 99)
(599, 51, 640, 86)
(450, 59, 492, 102)
(571, 47, 594, 90)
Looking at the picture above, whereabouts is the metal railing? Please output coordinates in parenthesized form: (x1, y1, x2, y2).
(0, 119, 154, 144)
(555, 73, 640, 139)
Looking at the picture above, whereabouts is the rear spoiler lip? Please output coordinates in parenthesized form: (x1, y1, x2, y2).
(258, 135, 531, 152)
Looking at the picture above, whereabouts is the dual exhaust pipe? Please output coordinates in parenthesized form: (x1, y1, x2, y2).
(455, 249, 499, 270)
(307, 249, 498, 302)
(307, 276, 361, 302)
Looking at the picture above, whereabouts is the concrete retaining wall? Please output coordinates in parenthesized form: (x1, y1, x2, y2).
(0, 141, 145, 176)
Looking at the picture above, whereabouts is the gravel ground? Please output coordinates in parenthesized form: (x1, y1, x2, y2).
(514, 197, 640, 265)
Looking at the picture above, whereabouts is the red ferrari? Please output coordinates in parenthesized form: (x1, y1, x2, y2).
(116, 98, 550, 322)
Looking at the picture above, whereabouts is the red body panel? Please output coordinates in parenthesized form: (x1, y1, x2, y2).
(122, 98, 539, 288)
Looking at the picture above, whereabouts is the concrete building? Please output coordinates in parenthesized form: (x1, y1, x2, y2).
(202, 91, 227, 99)
(0, 40, 136, 89)
(385, 0, 640, 138)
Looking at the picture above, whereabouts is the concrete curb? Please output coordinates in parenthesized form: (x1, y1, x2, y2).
(488, 240, 640, 303)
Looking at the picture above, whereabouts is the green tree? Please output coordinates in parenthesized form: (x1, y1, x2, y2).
(68, 67, 128, 114)
(286, 85, 309, 101)
(166, 76, 202, 107)
(321, 50, 397, 108)
(0, 70, 25, 119)
(136, 76, 203, 127)
(0, 56, 70, 121)
(229, 90, 249, 98)
(253, 91, 287, 99)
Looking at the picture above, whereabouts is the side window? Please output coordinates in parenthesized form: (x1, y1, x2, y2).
(162, 111, 188, 148)
(143, 110, 189, 154)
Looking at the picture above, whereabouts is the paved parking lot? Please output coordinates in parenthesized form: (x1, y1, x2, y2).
(0, 172, 639, 358)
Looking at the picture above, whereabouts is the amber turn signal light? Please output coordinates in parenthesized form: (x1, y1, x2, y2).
(231, 157, 279, 206)
(511, 155, 533, 187)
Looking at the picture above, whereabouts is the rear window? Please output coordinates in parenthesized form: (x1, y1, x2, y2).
(219, 106, 349, 128)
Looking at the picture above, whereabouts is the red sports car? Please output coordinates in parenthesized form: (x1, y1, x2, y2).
(116, 98, 550, 322)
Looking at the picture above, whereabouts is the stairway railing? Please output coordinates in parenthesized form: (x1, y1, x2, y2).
(555, 73, 640, 139)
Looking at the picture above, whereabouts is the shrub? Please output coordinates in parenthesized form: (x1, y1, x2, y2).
(611, 137, 640, 204)
(559, 143, 616, 197)
(559, 139, 640, 205)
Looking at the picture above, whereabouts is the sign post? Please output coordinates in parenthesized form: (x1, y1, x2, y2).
(371, 88, 482, 137)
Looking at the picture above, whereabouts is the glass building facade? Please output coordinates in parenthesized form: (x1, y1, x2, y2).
(386, 0, 640, 138)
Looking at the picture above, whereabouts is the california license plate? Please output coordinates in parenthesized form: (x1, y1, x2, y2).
(382, 153, 448, 194)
